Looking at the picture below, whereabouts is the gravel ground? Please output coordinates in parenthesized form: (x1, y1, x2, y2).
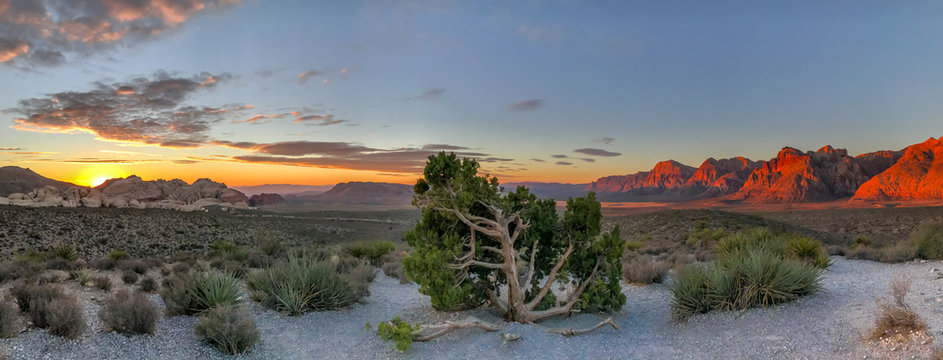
(2, 257, 942, 359)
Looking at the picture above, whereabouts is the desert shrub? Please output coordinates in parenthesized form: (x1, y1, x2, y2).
(10, 282, 63, 327)
(122, 271, 139, 285)
(670, 228, 823, 320)
(0, 299, 20, 338)
(37, 270, 68, 284)
(92, 275, 113, 291)
(687, 228, 726, 247)
(161, 270, 242, 316)
(171, 262, 191, 274)
(118, 260, 149, 275)
(46, 294, 85, 339)
(871, 276, 926, 341)
(784, 236, 832, 268)
(880, 242, 918, 263)
(108, 250, 131, 261)
(210, 260, 247, 279)
(45, 258, 71, 271)
(100, 289, 160, 335)
(0, 260, 40, 283)
(70, 268, 94, 286)
(346, 241, 396, 266)
(377, 316, 420, 352)
(912, 222, 943, 260)
(382, 262, 410, 284)
(195, 305, 259, 355)
(623, 255, 671, 285)
(211, 241, 247, 262)
(48, 245, 79, 261)
(139, 277, 158, 292)
(257, 233, 286, 257)
(853, 234, 872, 249)
(247, 256, 360, 315)
(90, 258, 117, 271)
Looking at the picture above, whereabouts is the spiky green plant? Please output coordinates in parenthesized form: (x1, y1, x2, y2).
(161, 270, 242, 316)
(247, 256, 359, 315)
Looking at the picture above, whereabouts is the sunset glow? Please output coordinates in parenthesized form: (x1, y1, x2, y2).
(71, 165, 130, 188)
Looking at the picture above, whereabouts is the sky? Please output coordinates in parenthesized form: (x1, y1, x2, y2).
(2, 0, 943, 187)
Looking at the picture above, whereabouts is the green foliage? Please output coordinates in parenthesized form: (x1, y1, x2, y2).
(69, 268, 94, 286)
(211, 241, 247, 262)
(852, 234, 872, 248)
(687, 228, 726, 246)
(346, 241, 396, 266)
(108, 250, 130, 261)
(161, 271, 242, 316)
(195, 305, 259, 355)
(247, 256, 360, 315)
(671, 228, 823, 320)
(403, 152, 626, 317)
(377, 316, 420, 352)
(49, 245, 79, 261)
(912, 222, 943, 260)
(100, 289, 160, 335)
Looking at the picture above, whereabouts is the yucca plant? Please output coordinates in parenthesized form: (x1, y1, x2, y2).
(247, 255, 359, 315)
(161, 270, 242, 316)
(69, 268, 94, 286)
(785, 236, 832, 269)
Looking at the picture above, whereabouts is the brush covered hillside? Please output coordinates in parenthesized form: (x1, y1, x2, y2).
(0, 166, 78, 197)
(589, 137, 942, 203)
(285, 182, 414, 206)
(502, 182, 589, 200)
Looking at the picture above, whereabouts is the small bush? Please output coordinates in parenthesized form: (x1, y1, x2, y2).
(90, 258, 117, 271)
(912, 223, 943, 260)
(346, 241, 396, 266)
(46, 295, 85, 339)
(122, 271, 139, 285)
(0, 299, 20, 338)
(92, 275, 113, 291)
(670, 228, 823, 320)
(11, 282, 63, 328)
(45, 258, 71, 271)
(382, 262, 410, 284)
(100, 289, 160, 335)
(852, 234, 872, 248)
(118, 260, 149, 275)
(140, 277, 158, 292)
(161, 271, 242, 316)
(70, 268, 94, 286)
(377, 316, 419, 352)
(49, 246, 79, 261)
(37, 270, 68, 284)
(257, 233, 286, 257)
(210, 260, 247, 279)
(871, 276, 926, 341)
(108, 250, 131, 261)
(623, 255, 670, 285)
(247, 256, 360, 315)
(784, 236, 831, 269)
(211, 241, 247, 262)
(195, 305, 259, 355)
(0, 260, 40, 283)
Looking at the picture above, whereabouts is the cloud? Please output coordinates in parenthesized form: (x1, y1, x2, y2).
(0, 0, 240, 67)
(530, 158, 545, 162)
(594, 137, 614, 144)
(0, 147, 24, 151)
(551, 154, 567, 159)
(214, 140, 496, 173)
(293, 114, 344, 126)
(420, 144, 468, 151)
(555, 161, 572, 166)
(232, 113, 287, 125)
(508, 99, 542, 111)
(580, 158, 595, 163)
(405, 88, 446, 101)
(574, 148, 621, 157)
(11, 71, 233, 148)
(297, 69, 318, 84)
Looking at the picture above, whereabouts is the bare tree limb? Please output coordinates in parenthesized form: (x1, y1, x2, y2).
(485, 288, 508, 316)
(523, 261, 600, 321)
(525, 242, 574, 311)
(481, 246, 503, 255)
(542, 317, 619, 337)
(522, 238, 539, 288)
(413, 317, 504, 342)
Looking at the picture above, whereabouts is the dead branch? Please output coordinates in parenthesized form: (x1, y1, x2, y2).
(523, 261, 600, 322)
(542, 317, 619, 337)
(525, 242, 574, 310)
(522, 238, 539, 288)
(414, 317, 504, 342)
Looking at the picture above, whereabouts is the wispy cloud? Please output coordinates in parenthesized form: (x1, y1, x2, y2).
(508, 99, 542, 111)
(574, 148, 621, 157)
(297, 69, 318, 84)
(294, 114, 345, 126)
(405, 88, 446, 101)
(555, 161, 572, 166)
(0, 147, 24, 151)
(594, 137, 614, 144)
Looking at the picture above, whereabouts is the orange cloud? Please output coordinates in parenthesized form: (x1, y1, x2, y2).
(0, 39, 29, 62)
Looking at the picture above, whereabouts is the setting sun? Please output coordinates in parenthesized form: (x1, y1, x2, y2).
(72, 165, 129, 188)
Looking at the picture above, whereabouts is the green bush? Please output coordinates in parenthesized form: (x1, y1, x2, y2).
(195, 305, 259, 355)
(912, 222, 943, 260)
(46, 295, 86, 339)
(0, 299, 20, 338)
(100, 289, 160, 335)
(70, 268, 94, 286)
(48, 246, 79, 261)
(346, 241, 396, 266)
(784, 236, 832, 268)
(670, 228, 823, 320)
(161, 271, 242, 316)
(377, 316, 420, 352)
(247, 256, 360, 315)
(211, 241, 247, 262)
(108, 250, 130, 261)
(852, 234, 871, 248)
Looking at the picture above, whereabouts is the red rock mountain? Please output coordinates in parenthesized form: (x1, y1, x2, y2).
(853, 137, 943, 200)
(587, 160, 696, 194)
(683, 157, 763, 197)
(248, 193, 287, 207)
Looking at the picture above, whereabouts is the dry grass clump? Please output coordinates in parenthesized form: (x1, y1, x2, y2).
(195, 305, 259, 355)
(10, 282, 85, 339)
(0, 298, 20, 338)
(46, 295, 86, 339)
(100, 289, 160, 335)
(622, 254, 671, 285)
(870, 276, 927, 342)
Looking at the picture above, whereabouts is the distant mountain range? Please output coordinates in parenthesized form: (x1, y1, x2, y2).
(0, 166, 77, 197)
(588, 137, 943, 203)
(231, 184, 334, 197)
(284, 182, 414, 206)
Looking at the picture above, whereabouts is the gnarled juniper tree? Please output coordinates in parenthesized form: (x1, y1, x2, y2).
(402, 152, 625, 325)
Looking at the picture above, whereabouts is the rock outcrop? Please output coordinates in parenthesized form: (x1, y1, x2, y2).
(730, 146, 872, 202)
(853, 137, 943, 200)
(0, 169, 249, 211)
(587, 160, 696, 194)
(248, 193, 286, 207)
(286, 182, 414, 206)
(682, 157, 763, 197)
(0, 166, 77, 197)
